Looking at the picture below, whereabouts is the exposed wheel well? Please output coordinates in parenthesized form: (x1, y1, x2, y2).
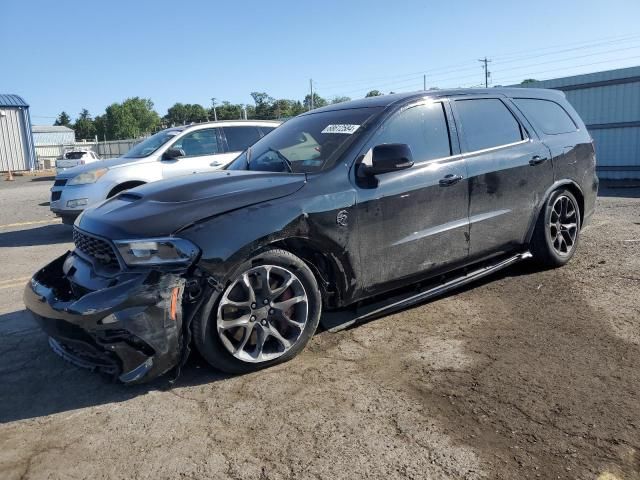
(269, 239, 344, 309)
(560, 183, 585, 227)
(107, 181, 146, 198)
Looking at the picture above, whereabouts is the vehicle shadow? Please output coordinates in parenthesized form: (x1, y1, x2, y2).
(598, 180, 640, 198)
(29, 176, 55, 182)
(0, 223, 72, 248)
(0, 308, 232, 424)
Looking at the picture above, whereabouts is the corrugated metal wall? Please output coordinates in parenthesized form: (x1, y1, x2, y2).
(517, 66, 640, 180)
(0, 107, 29, 171)
(32, 131, 76, 146)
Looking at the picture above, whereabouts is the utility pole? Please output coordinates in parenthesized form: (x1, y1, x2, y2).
(309, 79, 314, 111)
(423, 74, 426, 91)
(211, 97, 218, 121)
(478, 57, 491, 88)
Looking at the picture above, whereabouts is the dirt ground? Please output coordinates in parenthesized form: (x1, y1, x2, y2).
(0, 178, 639, 480)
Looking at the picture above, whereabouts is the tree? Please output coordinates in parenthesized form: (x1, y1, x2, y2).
(251, 92, 276, 119)
(365, 90, 383, 97)
(303, 92, 327, 110)
(164, 103, 209, 126)
(330, 96, 351, 104)
(521, 79, 538, 84)
(74, 109, 96, 140)
(102, 97, 160, 140)
(54, 111, 71, 127)
(215, 101, 244, 120)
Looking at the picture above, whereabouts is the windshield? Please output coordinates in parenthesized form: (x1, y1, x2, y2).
(64, 152, 87, 159)
(227, 107, 383, 173)
(124, 128, 183, 158)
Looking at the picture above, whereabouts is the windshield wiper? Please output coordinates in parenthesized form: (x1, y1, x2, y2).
(267, 147, 294, 173)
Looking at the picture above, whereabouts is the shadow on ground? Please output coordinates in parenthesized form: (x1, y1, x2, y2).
(0, 223, 71, 247)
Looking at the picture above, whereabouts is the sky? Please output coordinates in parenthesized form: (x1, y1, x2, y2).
(3, 0, 640, 123)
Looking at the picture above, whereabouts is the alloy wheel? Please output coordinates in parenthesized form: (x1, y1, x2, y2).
(216, 265, 309, 363)
(549, 195, 579, 256)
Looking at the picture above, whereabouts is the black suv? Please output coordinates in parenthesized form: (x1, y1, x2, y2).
(24, 89, 597, 383)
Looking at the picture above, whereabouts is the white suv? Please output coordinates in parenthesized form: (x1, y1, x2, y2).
(56, 149, 100, 173)
(50, 120, 280, 224)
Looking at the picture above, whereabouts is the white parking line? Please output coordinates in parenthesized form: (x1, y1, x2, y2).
(0, 219, 61, 229)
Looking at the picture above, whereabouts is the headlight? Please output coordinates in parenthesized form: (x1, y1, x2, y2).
(67, 168, 108, 185)
(114, 238, 199, 266)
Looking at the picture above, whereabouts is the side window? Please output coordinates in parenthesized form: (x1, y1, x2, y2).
(373, 102, 451, 162)
(224, 126, 262, 152)
(260, 126, 276, 137)
(455, 98, 524, 152)
(513, 98, 577, 135)
(173, 129, 219, 157)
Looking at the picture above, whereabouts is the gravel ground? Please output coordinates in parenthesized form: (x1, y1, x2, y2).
(0, 176, 639, 480)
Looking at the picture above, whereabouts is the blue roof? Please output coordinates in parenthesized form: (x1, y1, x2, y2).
(0, 94, 29, 108)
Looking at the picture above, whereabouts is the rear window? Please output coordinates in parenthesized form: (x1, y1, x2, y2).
(224, 126, 262, 152)
(455, 98, 524, 152)
(64, 152, 86, 159)
(513, 98, 577, 135)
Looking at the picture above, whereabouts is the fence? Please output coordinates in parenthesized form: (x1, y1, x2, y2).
(34, 138, 142, 169)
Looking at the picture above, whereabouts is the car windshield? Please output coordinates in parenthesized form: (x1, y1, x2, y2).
(227, 107, 383, 173)
(124, 128, 183, 158)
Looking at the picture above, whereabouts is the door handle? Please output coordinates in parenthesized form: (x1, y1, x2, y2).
(529, 155, 548, 166)
(439, 174, 463, 186)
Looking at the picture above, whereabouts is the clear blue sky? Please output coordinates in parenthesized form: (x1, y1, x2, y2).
(3, 0, 640, 123)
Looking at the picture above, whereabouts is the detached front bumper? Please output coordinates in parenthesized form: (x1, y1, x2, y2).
(23, 252, 186, 384)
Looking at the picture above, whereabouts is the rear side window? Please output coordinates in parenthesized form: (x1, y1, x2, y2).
(224, 126, 262, 152)
(373, 102, 451, 163)
(513, 98, 577, 135)
(455, 98, 524, 152)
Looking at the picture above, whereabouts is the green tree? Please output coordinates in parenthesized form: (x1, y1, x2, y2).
(164, 103, 209, 126)
(251, 92, 276, 119)
(365, 90, 383, 97)
(521, 79, 538, 84)
(214, 101, 244, 120)
(102, 97, 160, 140)
(73, 109, 96, 140)
(330, 96, 351, 104)
(54, 111, 71, 127)
(303, 92, 327, 110)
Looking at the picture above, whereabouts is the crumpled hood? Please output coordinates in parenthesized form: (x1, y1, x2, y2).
(77, 170, 307, 239)
(56, 156, 151, 178)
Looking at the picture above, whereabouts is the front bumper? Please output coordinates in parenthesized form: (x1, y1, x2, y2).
(23, 252, 186, 383)
(50, 181, 110, 219)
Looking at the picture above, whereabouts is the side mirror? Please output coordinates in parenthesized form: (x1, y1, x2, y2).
(163, 148, 185, 160)
(361, 144, 414, 176)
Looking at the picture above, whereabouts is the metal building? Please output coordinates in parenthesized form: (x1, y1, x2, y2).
(32, 125, 76, 146)
(0, 94, 37, 172)
(516, 66, 640, 180)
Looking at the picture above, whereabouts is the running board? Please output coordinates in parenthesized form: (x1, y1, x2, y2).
(322, 252, 532, 333)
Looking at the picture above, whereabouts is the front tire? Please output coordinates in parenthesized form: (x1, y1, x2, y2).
(530, 188, 581, 267)
(193, 249, 321, 374)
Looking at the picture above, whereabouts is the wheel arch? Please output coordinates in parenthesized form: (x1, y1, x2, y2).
(526, 179, 585, 244)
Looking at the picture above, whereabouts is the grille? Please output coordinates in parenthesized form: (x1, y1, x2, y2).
(73, 228, 120, 269)
(54, 179, 67, 187)
(51, 191, 61, 202)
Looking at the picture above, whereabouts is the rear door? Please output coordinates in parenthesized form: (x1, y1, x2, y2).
(161, 128, 222, 178)
(354, 99, 470, 292)
(451, 96, 553, 259)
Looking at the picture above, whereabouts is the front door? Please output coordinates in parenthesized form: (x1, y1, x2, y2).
(353, 100, 470, 294)
(161, 128, 224, 178)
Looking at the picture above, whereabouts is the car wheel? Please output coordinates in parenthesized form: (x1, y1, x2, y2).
(193, 249, 321, 374)
(531, 188, 581, 267)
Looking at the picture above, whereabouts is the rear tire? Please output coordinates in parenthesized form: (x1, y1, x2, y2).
(530, 188, 581, 268)
(193, 249, 321, 374)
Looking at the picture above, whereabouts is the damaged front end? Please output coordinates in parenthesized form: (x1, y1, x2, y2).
(23, 246, 205, 384)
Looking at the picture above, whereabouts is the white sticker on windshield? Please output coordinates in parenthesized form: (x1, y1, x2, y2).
(321, 124, 360, 134)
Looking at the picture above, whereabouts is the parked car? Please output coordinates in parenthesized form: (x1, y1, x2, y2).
(55, 149, 100, 173)
(49, 121, 280, 224)
(25, 89, 597, 383)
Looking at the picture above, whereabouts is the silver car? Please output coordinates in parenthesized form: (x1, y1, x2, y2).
(50, 120, 280, 224)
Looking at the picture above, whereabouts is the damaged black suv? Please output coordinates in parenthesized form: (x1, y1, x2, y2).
(24, 89, 597, 383)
